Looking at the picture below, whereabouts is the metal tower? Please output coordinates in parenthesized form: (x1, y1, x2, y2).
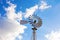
(20, 14, 42, 40)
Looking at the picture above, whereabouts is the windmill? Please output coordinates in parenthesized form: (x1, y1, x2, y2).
(20, 14, 42, 40)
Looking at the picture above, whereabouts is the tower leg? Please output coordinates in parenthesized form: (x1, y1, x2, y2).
(32, 27, 37, 40)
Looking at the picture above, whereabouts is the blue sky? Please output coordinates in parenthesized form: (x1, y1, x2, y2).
(0, 0, 60, 40)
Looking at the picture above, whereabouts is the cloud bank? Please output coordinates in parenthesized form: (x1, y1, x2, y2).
(24, 1, 52, 18)
(5, 1, 22, 21)
(39, 1, 52, 11)
(24, 5, 38, 18)
(0, 1, 26, 40)
(45, 30, 60, 40)
(0, 17, 26, 40)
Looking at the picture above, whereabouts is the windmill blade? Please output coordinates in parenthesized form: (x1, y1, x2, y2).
(20, 20, 28, 24)
(29, 15, 42, 28)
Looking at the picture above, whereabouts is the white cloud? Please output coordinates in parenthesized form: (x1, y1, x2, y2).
(5, 1, 23, 21)
(24, 1, 52, 18)
(39, 1, 52, 11)
(45, 30, 60, 40)
(0, 1, 27, 40)
(0, 17, 26, 40)
(5, 1, 17, 20)
(24, 5, 38, 18)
